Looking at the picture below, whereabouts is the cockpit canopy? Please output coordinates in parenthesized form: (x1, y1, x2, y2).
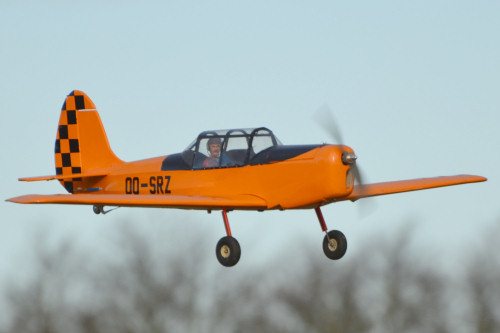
(162, 127, 283, 170)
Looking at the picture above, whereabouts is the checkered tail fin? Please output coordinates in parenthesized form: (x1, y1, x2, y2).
(55, 90, 123, 193)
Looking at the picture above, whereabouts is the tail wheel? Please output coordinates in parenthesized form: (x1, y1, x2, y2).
(322, 230, 347, 260)
(93, 205, 103, 215)
(216, 236, 241, 267)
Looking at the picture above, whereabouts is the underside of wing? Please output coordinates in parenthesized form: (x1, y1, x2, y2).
(6, 193, 268, 210)
(341, 174, 486, 202)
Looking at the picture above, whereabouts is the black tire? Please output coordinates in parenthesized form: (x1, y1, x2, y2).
(216, 236, 241, 267)
(322, 230, 347, 260)
(93, 205, 102, 215)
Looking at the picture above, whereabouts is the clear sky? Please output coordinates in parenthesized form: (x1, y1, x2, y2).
(0, 1, 498, 275)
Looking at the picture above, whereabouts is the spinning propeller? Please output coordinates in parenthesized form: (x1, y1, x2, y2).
(314, 104, 366, 188)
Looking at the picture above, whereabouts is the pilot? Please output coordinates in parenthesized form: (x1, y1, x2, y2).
(203, 137, 233, 168)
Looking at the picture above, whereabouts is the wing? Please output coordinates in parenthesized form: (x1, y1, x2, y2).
(341, 174, 486, 202)
(6, 193, 267, 210)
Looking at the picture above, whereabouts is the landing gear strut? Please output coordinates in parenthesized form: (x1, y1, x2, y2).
(315, 207, 347, 260)
(216, 210, 241, 267)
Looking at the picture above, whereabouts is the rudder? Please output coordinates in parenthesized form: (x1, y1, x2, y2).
(55, 90, 122, 193)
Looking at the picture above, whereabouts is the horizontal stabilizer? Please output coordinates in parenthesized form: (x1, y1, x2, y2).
(343, 174, 486, 202)
(19, 169, 109, 182)
(6, 193, 268, 210)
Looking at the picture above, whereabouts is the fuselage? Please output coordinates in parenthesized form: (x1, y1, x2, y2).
(78, 144, 355, 210)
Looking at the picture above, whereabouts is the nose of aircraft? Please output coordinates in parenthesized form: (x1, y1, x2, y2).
(338, 146, 365, 189)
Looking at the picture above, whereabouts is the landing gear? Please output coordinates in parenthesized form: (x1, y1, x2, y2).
(93, 205, 103, 215)
(216, 210, 241, 267)
(322, 230, 347, 260)
(315, 207, 348, 260)
(92, 205, 119, 215)
(213, 207, 346, 265)
(216, 236, 241, 267)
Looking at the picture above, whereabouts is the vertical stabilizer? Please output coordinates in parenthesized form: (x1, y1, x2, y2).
(55, 90, 123, 193)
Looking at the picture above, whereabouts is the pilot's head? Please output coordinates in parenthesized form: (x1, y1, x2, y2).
(207, 137, 222, 158)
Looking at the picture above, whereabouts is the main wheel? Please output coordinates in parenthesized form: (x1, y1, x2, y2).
(216, 236, 241, 267)
(322, 230, 347, 260)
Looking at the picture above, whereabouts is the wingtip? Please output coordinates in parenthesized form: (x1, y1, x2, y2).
(5, 196, 22, 203)
(465, 175, 487, 183)
(5, 194, 45, 204)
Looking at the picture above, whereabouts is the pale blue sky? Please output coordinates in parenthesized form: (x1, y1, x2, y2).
(0, 1, 498, 275)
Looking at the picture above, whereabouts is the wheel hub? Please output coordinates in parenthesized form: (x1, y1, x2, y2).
(328, 239, 338, 252)
(220, 245, 231, 258)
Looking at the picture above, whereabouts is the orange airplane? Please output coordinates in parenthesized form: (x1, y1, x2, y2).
(7, 90, 486, 266)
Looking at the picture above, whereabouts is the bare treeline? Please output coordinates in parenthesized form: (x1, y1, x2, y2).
(3, 221, 499, 333)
